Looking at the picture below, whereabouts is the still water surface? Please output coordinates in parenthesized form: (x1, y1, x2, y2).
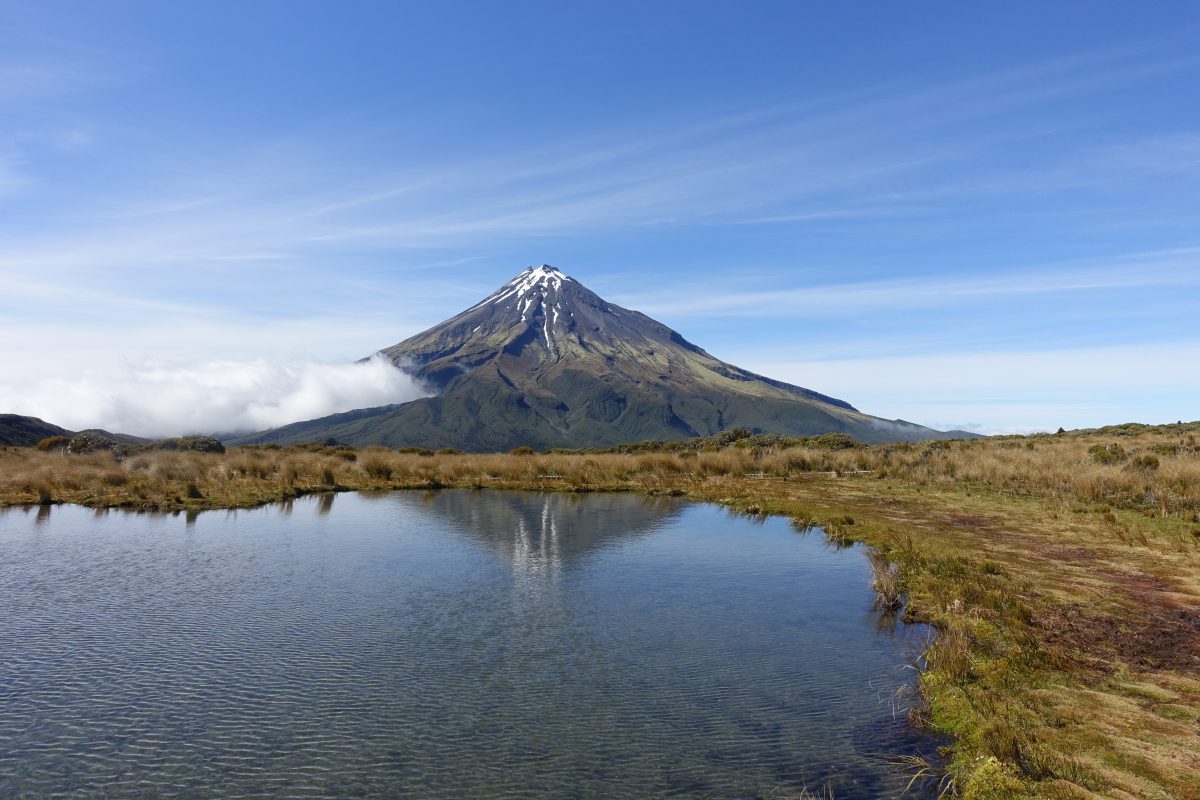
(0, 491, 937, 799)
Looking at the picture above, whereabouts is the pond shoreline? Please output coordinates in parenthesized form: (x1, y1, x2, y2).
(2, 439, 1198, 798)
(2, 489, 943, 798)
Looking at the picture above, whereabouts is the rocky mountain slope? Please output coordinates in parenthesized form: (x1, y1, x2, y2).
(234, 266, 970, 450)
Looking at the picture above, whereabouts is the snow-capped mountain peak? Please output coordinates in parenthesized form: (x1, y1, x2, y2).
(239, 264, 961, 450)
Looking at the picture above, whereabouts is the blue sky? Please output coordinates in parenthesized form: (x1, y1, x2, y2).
(1, 1, 1198, 435)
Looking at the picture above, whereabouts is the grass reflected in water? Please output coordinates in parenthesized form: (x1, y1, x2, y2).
(0, 491, 939, 799)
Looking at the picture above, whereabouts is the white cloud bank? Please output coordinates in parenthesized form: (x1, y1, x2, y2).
(0, 355, 429, 438)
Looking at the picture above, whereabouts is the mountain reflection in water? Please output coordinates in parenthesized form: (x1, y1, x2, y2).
(0, 490, 940, 799)
(392, 490, 685, 582)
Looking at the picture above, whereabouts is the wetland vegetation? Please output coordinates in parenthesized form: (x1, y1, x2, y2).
(2, 422, 1198, 799)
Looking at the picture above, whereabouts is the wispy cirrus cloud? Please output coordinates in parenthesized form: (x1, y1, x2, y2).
(612, 246, 1200, 318)
(0, 19, 1197, 435)
(5, 40, 1194, 264)
(0, 150, 28, 196)
(0, 62, 94, 100)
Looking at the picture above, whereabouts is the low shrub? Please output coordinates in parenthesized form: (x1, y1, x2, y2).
(809, 432, 858, 450)
(155, 436, 225, 454)
(1088, 443, 1127, 464)
(66, 432, 121, 455)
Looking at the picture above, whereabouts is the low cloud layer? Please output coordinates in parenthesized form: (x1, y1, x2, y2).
(0, 355, 429, 438)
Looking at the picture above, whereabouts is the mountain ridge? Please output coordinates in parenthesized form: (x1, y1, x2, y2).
(0, 414, 73, 447)
(0, 414, 149, 448)
(231, 265, 974, 450)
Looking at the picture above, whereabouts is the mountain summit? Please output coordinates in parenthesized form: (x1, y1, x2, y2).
(236, 265, 961, 449)
(382, 264, 851, 410)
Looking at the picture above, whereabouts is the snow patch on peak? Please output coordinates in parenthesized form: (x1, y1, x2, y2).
(511, 264, 571, 294)
(466, 265, 578, 313)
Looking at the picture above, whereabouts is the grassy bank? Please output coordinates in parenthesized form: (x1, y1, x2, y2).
(2, 424, 1198, 799)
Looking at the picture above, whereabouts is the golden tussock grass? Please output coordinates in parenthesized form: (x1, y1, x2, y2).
(1, 426, 1198, 798)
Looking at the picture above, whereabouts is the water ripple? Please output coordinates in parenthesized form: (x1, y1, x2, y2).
(0, 491, 938, 799)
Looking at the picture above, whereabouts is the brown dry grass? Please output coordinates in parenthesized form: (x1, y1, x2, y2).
(1, 427, 1198, 798)
(3, 428, 1197, 518)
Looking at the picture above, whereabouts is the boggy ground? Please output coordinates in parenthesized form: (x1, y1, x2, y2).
(2, 424, 1198, 799)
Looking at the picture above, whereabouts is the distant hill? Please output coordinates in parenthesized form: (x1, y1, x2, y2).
(233, 265, 979, 451)
(0, 415, 150, 448)
(0, 415, 73, 447)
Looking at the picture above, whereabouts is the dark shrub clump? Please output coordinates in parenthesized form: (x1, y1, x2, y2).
(66, 432, 121, 455)
(154, 436, 226, 454)
(1088, 443, 1127, 465)
(809, 432, 858, 450)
